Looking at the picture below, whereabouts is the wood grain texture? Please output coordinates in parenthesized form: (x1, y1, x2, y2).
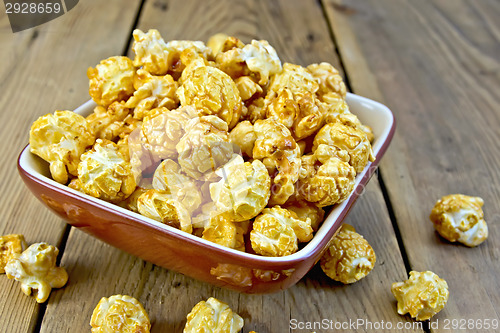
(37, 0, 416, 332)
(0, 1, 142, 332)
(324, 0, 500, 331)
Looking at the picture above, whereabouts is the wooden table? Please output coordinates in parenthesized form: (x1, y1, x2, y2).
(1, 0, 499, 332)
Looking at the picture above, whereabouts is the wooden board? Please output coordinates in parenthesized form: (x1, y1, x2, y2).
(37, 0, 417, 332)
(0, 1, 142, 332)
(324, 0, 500, 331)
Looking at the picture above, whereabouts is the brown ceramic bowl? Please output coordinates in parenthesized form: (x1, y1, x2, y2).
(18, 93, 395, 293)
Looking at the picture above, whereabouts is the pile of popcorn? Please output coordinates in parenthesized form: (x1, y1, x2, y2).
(29, 29, 375, 257)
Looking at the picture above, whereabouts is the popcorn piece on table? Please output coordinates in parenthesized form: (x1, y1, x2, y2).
(140, 106, 196, 160)
(183, 297, 244, 333)
(210, 155, 270, 222)
(86, 102, 135, 141)
(391, 271, 449, 321)
(253, 118, 302, 205)
(250, 206, 313, 257)
(4, 243, 68, 303)
(90, 294, 150, 333)
(202, 213, 246, 251)
(429, 194, 488, 247)
(30, 110, 95, 184)
(177, 57, 242, 129)
(87, 56, 136, 108)
(137, 189, 192, 234)
(152, 159, 202, 214)
(0, 234, 27, 274)
(77, 139, 136, 203)
(176, 115, 234, 179)
(298, 146, 356, 207)
(320, 224, 376, 284)
(313, 121, 374, 173)
(125, 69, 179, 120)
(307, 62, 346, 101)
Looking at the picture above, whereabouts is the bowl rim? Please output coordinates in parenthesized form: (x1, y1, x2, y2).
(18, 92, 395, 265)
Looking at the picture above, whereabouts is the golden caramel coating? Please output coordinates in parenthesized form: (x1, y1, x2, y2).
(268, 63, 319, 96)
(207, 34, 245, 56)
(30, 110, 95, 184)
(392, 271, 449, 321)
(313, 122, 374, 173)
(125, 69, 179, 120)
(210, 155, 271, 221)
(253, 119, 301, 205)
(250, 206, 312, 257)
(283, 198, 325, 232)
(176, 115, 234, 178)
(177, 59, 242, 129)
(184, 297, 244, 333)
(87, 56, 136, 107)
(137, 189, 192, 234)
(202, 213, 246, 251)
(229, 120, 256, 158)
(152, 159, 202, 213)
(86, 102, 134, 141)
(235, 76, 263, 101)
(119, 186, 149, 213)
(321, 224, 375, 285)
(298, 150, 356, 207)
(90, 294, 150, 333)
(77, 139, 136, 203)
(0, 234, 26, 274)
(307, 62, 346, 100)
(140, 106, 196, 160)
(245, 97, 266, 123)
(429, 194, 488, 247)
(265, 88, 325, 140)
(4, 243, 68, 303)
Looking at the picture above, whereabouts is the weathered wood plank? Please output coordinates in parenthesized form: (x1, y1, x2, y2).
(0, 1, 142, 332)
(38, 0, 416, 332)
(324, 0, 500, 331)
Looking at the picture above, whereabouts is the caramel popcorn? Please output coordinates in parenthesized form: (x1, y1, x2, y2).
(0, 234, 26, 274)
(210, 155, 270, 221)
(267, 63, 319, 96)
(253, 118, 301, 205)
(235, 76, 263, 101)
(250, 206, 312, 257)
(298, 148, 356, 207)
(229, 120, 256, 158)
(176, 115, 234, 178)
(140, 106, 196, 160)
(152, 159, 202, 213)
(119, 186, 149, 213)
(132, 29, 170, 75)
(184, 297, 244, 333)
(177, 58, 242, 129)
(137, 189, 192, 233)
(313, 122, 374, 173)
(320, 224, 375, 284)
(202, 213, 246, 251)
(265, 87, 325, 140)
(30, 110, 95, 184)
(307, 62, 346, 100)
(392, 271, 449, 321)
(4, 242, 68, 303)
(78, 139, 136, 203)
(90, 294, 150, 333)
(125, 69, 179, 120)
(87, 56, 136, 107)
(430, 194, 488, 247)
(86, 102, 134, 141)
(283, 198, 325, 232)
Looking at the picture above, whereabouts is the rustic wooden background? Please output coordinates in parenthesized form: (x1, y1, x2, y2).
(0, 0, 498, 332)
